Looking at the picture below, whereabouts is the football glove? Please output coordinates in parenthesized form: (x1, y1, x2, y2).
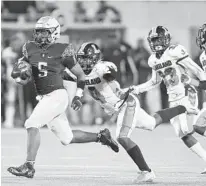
(11, 61, 32, 85)
(71, 96, 83, 111)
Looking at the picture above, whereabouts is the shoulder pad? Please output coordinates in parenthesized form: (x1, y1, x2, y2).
(61, 43, 75, 59)
(168, 44, 189, 60)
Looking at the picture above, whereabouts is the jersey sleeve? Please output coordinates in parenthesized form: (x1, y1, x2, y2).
(168, 44, 189, 62)
(61, 44, 77, 69)
(178, 56, 206, 81)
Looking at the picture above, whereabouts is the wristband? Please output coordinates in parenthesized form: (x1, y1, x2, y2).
(75, 88, 83, 97)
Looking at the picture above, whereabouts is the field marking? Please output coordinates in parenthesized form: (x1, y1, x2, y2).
(2, 164, 201, 170)
(1, 156, 88, 160)
(2, 164, 123, 169)
(2, 173, 205, 180)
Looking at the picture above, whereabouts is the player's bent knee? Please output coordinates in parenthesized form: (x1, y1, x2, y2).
(60, 133, 73, 146)
(116, 136, 130, 146)
(24, 119, 40, 129)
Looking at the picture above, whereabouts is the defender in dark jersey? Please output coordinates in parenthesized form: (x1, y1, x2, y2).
(8, 16, 118, 179)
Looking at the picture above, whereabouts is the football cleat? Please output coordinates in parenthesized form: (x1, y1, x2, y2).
(7, 162, 35, 178)
(133, 170, 156, 183)
(97, 128, 119, 153)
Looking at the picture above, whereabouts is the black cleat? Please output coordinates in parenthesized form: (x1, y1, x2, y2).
(7, 162, 35, 178)
(97, 128, 119, 153)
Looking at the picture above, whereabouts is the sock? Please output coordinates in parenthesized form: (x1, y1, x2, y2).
(156, 105, 186, 123)
(190, 142, 206, 162)
(26, 160, 35, 168)
(26, 160, 35, 165)
(127, 145, 151, 172)
(194, 126, 206, 136)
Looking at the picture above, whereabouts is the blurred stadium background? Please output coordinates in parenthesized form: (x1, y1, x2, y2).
(1, 0, 206, 128)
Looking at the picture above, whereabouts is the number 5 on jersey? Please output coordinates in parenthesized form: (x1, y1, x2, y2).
(38, 62, 48, 77)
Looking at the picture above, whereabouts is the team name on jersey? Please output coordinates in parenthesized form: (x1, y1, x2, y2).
(154, 60, 172, 71)
(85, 77, 101, 85)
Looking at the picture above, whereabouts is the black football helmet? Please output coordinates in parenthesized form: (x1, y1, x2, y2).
(196, 24, 206, 50)
(147, 26, 171, 53)
(76, 42, 101, 74)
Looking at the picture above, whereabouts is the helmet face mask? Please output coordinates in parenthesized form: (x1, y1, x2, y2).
(77, 43, 101, 75)
(196, 24, 206, 50)
(148, 26, 171, 53)
(33, 16, 60, 47)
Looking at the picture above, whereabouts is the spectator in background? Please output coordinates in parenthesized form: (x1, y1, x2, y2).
(1, 52, 7, 124)
(2, 32, 37, 128)
(95, 1, 121, 23)
(74, 1, 91, 23)
(133, 38, 151, 111)
(11, 33, 38, 125)
(2, 38, 18, 128)
(102, 30, 138, 88)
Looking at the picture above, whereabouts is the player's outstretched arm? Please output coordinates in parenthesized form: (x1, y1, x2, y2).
(69, 63, 85, 111)
(179, 56, 206, 81)
(132, 69, 162, 95)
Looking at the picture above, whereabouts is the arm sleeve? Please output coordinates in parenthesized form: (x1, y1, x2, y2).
(61, 44, 77, 69)
(133, 69, 162, 94)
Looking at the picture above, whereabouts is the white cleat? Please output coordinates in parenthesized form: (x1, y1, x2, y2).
(201, 168, 206, 174)
(133, 170, 156, 183)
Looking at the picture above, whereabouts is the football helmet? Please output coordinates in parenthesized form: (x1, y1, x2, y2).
(33, 16, 60, 46)
(196, 24, 206, 50)
(76, 42, 101, 74)
(147, 26, 171, 53)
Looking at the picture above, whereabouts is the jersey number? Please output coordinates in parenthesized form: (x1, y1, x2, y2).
(38, 62, 48, 77)
(162, 67, 179, 87)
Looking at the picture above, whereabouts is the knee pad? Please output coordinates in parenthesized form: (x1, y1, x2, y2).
(60, 132, 73, 146)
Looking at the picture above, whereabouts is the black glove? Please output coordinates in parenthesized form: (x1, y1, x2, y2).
(71, 96, 83, 111)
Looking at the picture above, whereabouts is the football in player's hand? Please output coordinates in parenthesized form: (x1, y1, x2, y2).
(18, 61, 32, 80)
